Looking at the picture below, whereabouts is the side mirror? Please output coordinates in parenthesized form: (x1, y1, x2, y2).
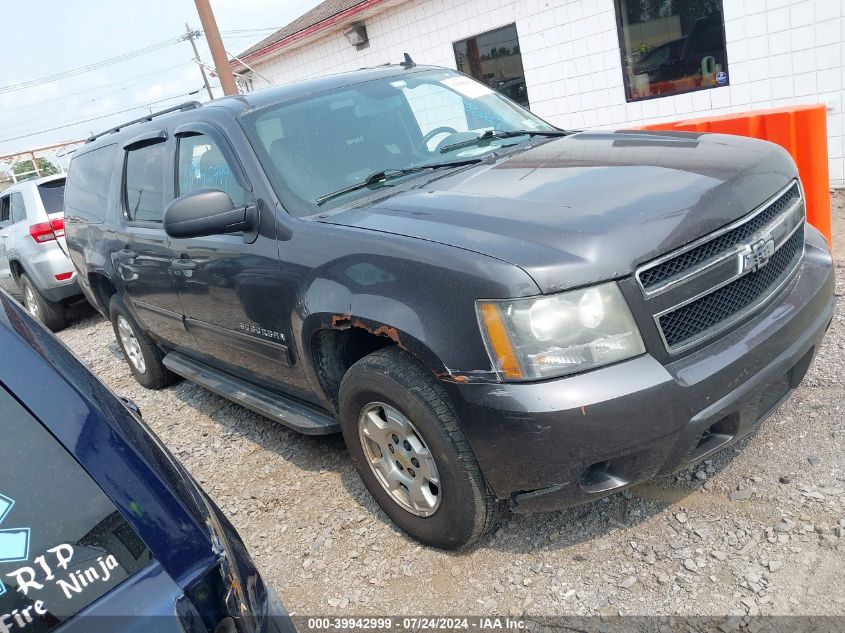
(164, 189, 257, 239)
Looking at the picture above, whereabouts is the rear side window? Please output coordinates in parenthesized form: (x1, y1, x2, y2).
(123, 142, 166, 223)
(0, 386, 153, 629)
(37, 179, 65, 215)
(65, 146, 115, 223)
(9, 193, 25, 224)
(0, 197, 10, 225)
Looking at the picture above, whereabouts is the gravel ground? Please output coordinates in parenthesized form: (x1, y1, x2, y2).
(56, 193, 845, 619)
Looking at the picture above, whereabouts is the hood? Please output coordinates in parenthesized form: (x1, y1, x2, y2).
(320, 130, 798, 293)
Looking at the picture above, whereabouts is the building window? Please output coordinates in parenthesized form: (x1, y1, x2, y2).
(453, 24, 529, 108)
(614, 0, 728, 102)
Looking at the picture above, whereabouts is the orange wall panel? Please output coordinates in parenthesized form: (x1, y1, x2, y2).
(637, 104, 832, 248)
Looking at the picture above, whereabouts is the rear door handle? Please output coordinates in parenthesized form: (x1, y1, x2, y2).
(172, 259, 197, 271)
(116, 248, 137, 261)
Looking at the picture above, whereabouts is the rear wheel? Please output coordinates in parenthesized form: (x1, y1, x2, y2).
(109, 295, 177, 389)
(339, 347, 502, 549)
(19, 273, 66, 331)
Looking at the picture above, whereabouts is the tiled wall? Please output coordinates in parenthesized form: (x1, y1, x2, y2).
(250, 0, 845, 186)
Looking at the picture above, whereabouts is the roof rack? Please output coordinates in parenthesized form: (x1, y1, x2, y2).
(86, 101, 203, 143)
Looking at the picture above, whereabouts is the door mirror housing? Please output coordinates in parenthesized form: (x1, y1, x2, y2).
(164, 189, 257, 239)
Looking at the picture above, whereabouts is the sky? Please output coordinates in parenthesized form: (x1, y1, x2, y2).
(0, 0, 323, 162)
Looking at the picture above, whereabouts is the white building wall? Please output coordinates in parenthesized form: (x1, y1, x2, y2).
(249, 0, 845, 186)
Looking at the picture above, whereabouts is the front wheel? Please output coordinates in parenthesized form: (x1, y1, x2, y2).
(339, 347, 502, 549)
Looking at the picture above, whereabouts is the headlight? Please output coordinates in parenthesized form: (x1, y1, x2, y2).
(477, 282, 645, 380)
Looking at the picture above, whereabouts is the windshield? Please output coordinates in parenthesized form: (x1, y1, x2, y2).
(242, 69, 557, 214)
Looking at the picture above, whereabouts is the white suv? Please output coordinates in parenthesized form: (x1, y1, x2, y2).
(0, 175, 84, 330)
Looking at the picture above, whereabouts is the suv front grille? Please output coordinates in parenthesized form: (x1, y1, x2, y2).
(658, 226, 804, 348)
(636, 180, 806, 353)
(638, 183, 801, 290)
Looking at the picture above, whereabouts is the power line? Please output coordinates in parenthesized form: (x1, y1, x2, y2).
(219, 27, 284, 35)
(0, 62, 193, 117)
(0, 35, 185, 96)
(0, 89, 205, 145)
(220, 32, 283, 39)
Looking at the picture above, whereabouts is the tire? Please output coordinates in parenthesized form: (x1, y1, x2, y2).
(339, 347, 502, 549)
(19, 273, 66, 331)
(109, 294, 177, 389)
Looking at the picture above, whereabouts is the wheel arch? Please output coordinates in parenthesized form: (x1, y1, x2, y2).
(85, 271, 118, 317)
(301, 309, 451, 413)
(8, 258, 26, 285)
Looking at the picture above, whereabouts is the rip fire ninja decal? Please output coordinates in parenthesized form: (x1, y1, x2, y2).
(0, 490, 141, 633)
(0, 385, 155, 633)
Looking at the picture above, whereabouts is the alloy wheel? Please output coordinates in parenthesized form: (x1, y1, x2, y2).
(358, 401, 441, 517)
(116, 315, 146, 374)
(23, 286, 39, 319)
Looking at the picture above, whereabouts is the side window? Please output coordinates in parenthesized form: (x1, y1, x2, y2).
(66, 146, 116, 223)
(123, 141, 166, 223)
(9, 193, 26, 224)
(177, 133, 247, 207)
(0, 196, 10, 226)
(37, 180, 65, 215)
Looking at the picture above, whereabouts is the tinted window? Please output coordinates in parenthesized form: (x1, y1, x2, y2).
(454, 24, 529, 108)
(0, 386, 153, 630)
(0, 197, 10, 225)
(9, 193, 25, 224)
(124, 142, 165, 223)
(177, 134, 247, 206)
(37, 179, 65, 215)
(615, 0, 728, 101)
(65, 146, 116, 223)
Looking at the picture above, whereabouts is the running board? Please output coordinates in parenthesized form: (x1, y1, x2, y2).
(163, 351, 340, 435)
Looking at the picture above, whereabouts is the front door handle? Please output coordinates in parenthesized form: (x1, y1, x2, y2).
(172, 259, 197, 271)
(116, 248, 137, 262)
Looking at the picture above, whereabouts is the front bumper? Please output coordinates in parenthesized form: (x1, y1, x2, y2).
(444, 225, 835, 512)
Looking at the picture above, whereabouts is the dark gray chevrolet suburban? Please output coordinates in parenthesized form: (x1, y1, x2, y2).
(64, 63, 835, 549)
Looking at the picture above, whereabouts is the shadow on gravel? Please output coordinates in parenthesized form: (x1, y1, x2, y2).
(66, 300, 99, 322)
(168, 374, 762, 554)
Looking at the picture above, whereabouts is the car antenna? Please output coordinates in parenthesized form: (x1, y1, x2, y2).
(400, 53, 416, 69)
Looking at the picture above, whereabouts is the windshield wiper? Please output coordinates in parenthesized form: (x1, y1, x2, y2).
(315, 159, 483, 206)
(439, 129, 567, 154)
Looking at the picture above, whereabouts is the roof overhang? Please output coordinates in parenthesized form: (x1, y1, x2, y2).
(231, 0, 407, 73)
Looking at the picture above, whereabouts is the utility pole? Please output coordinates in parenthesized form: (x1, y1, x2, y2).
(185, 23, 214, 100)
(193, 0, 238, 96)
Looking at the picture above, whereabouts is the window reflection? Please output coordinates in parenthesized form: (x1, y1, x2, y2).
(616, 0, 728, 101)
(454, 24, 530, 108)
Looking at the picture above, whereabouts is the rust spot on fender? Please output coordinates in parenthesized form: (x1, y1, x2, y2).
(435, 372, 469, 383)
(331, 314, 352, 328)
(373, 324, 401, 344)
(342, 318, 406, 348)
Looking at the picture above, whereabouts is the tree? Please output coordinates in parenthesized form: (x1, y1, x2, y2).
(13, 157, 59, 179)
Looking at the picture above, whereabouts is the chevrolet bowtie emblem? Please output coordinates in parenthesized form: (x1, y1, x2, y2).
(739, 236, 776, 274)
